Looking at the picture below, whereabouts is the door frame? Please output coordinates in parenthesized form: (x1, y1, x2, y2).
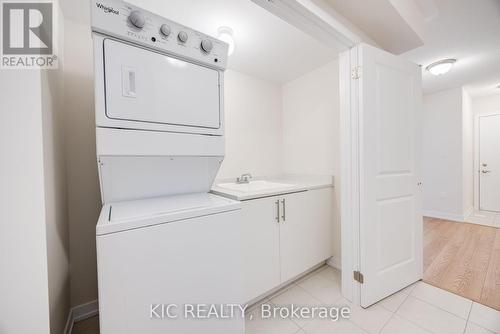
(254, 1, 423, 307)
(339, 47, 361, 304)
(251, 0, 366, 306)
(251, 0, 360, 50)
(339, 45, 424, 306)
(474, 112, 500, 213)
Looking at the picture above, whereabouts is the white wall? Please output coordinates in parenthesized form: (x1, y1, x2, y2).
(0, 30, 70, 334)
(219, 61, 341, 183)
(217, 70, 284, 179)
(462, 89, 474, 217)
(41, 69, 71, 334)
(422, 88, 464, 220)
(41, 4, 72, 332)
(0, 8, 71, 333)
(422, 87, 476, 221)
(472, 94, 500, 116)
(282, 61, 339, 175)
(423, 90, 500, 220)
(0, 71, 51, 334)
(63, 18, 101, 308)
(282, 60, 341, 261)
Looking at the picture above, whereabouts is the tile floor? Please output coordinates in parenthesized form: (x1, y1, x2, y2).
(72, 265, 500, 334)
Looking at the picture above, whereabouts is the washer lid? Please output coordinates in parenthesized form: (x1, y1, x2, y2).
(97, 193, 241, 235)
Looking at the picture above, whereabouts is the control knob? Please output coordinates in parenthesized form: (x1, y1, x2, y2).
(128, 10, 146, 29)
(128, 10, 145, 29)
(200, 39, 213, 53)
(160, 24, 171, 37)
(178, 31, 188, 43)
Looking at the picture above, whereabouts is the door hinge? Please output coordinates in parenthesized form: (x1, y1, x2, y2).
(353, 271, 364, 284)
(351, 66, 361, 79)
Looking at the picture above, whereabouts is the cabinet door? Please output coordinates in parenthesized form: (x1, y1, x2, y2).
(241, 196, 281, 302)
(280, 188, 333, 282)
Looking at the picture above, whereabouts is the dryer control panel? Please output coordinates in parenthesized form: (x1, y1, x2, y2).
(91, 0, 228, 69)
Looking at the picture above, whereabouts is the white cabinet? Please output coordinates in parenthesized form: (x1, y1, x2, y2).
(280, 188, 332, 282)
(241, 187, 332, 302)
(241, 196, 281, 302)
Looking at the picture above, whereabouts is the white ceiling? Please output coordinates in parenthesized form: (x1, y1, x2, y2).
(64, 0, 500, 95)
(61, 0, 340, 84)
(401, 0, 500, 97)
(324, 0, 425, 54)
(123, 0, 339, 84)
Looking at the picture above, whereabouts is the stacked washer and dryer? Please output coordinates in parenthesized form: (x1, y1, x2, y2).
(91, 0, 244, 332)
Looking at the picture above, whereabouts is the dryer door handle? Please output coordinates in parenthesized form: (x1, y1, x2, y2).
(122, 66, 137, 98)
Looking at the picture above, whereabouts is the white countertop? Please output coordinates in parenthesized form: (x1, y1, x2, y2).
(211, 174, 334, 201)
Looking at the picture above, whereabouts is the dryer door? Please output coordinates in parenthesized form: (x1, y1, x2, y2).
(103, 39, 221, 130)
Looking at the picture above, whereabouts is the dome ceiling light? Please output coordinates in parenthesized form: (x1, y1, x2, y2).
(426, 59, 457, 76)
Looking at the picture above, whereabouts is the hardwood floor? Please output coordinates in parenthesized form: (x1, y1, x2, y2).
(423, 217, 500, 310)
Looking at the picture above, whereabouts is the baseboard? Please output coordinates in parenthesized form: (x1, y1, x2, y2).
(422, 210, 464, 222)
(63, 300, 99, 334)
(463, 206, 474, 221)
(327, 256, 341, 270)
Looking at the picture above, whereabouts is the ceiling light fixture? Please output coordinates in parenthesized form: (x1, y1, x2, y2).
(426, 58, 457, 76)
(217, 26, 235, 56)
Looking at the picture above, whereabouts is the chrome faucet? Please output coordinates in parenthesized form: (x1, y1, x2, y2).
(236, 173, 253, 184)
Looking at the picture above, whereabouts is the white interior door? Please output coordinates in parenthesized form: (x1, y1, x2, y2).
(479, 114, 500, 212)
(357, 43, 423, 307)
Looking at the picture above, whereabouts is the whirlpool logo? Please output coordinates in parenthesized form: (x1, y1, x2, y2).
(96, 2, 119, 15)
(1, 0, 58, 69)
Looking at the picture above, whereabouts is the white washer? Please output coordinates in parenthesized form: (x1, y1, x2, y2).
(96, 194, 244, 333)
(91, 1, 244, 333)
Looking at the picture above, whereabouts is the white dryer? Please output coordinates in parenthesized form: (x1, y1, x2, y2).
(91, 1, 244, 333)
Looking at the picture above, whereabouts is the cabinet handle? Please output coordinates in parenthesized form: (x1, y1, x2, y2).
(281, 198, 286, 222)
(275, 200, 280, 223)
